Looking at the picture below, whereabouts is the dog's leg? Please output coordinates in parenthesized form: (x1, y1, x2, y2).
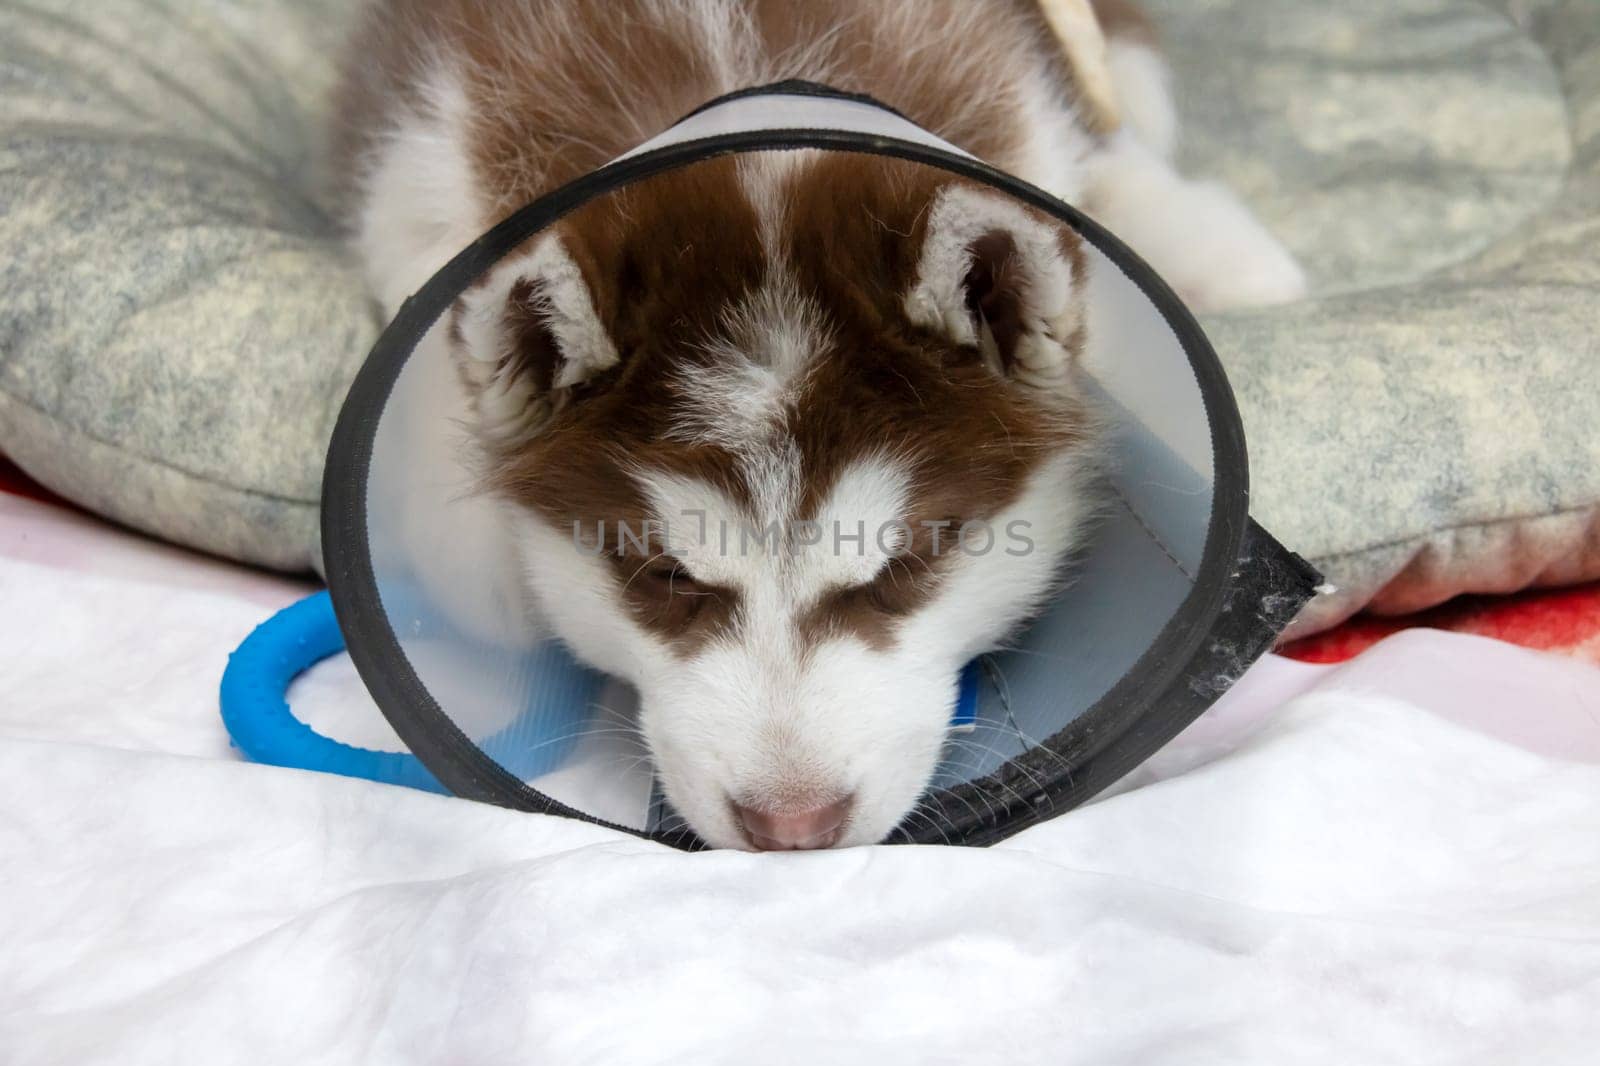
(1083, 133, 1307, 311)
(1093, 0, 1177, 159)
(1077, 1, 1307, 312)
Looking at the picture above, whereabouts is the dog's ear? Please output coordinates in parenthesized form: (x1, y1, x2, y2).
(450, 233, 620, 446)
(903, 185, 1085, 392)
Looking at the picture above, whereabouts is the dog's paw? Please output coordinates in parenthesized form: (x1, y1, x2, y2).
(1154, 180, 1308, 312)
(1085, 135, 1308, 313)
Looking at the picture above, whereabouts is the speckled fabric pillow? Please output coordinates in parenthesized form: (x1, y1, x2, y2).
(1155, 0, 1600, 632)
(0, 0, 373, 570)
(0, 0, 1596, 631)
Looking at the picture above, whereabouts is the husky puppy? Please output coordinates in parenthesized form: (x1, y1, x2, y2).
(332, 0, 1303, 850)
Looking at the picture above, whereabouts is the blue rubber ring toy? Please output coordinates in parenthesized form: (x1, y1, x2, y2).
(222, 590, 988, 794)
(221, 590, 448, 792)
(952, 658, 982, 731)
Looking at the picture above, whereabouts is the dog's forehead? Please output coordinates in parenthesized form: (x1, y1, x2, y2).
(635, 438, 916, 592)
(664, 275, 827, 452)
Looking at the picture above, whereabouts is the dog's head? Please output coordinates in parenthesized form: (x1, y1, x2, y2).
(448, 155, 1100, 849)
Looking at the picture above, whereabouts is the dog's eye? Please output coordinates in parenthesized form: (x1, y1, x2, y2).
(860, 564, 914, 615)
(641, 557, 702, 594)
(628, 556, 719, 629)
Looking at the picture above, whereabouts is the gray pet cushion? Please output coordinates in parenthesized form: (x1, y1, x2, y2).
(1170, 0, 1600, 632)
(1, 0, 1596, 632)
(0, 0, 375, 569)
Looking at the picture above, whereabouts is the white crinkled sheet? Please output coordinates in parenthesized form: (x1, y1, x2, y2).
(1, 493, 1598, 1065)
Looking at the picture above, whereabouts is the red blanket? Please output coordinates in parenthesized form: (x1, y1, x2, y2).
(1283, 583, 1600, 667)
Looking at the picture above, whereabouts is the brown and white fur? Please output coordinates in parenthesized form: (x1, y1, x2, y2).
(331, 0, 1303, 850)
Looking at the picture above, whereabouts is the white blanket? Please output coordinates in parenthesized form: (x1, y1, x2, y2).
(3, 493, 1599, 1065)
